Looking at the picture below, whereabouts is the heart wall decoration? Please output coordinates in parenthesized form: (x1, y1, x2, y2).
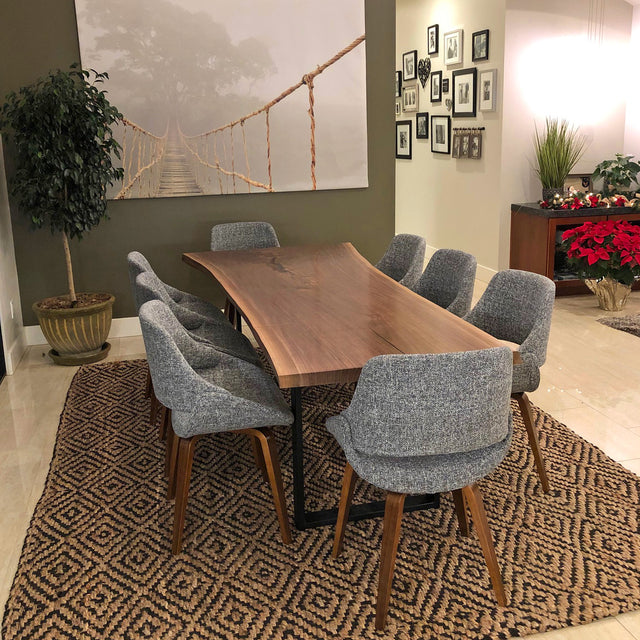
(418, 58, 431, 89)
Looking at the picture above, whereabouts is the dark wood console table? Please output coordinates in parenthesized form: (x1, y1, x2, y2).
(510, 203, 640, 295)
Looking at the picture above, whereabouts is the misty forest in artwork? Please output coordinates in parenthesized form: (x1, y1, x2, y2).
(75, 0, 368, 199)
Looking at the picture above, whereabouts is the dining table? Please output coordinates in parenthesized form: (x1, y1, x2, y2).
(183, 242, 507, 530)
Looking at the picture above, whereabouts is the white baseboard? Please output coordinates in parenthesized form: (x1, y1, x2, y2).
(4, 332, 27, 375)
(425, 244, 497, 284)
(24, 316, 141, 347)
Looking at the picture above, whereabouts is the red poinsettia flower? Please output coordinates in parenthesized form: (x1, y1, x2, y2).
(614, 197, 627, 207)
(540, 200, 549, 209)
(588, 195, 600, 207)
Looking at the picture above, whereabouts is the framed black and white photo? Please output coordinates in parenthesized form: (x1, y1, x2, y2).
(452, 133, 461, 158)
(472, 29, 489, 62)
(395, 99, 401, 117)
(431, 115, 451, 154)
(396, 120, 412, 159)
(444, 29, 463, 65)
(470, 132, 482, 159)
(403, 50, 418, 81)
(427, 24, 439, 55)
(452, 68, 477, 117)
(430, 70, 442, 103)
(460, 134, 470, 158)
(478, 68, 497, 112)
(416, 112, 429, 139)
(395, 70, 402, 98)
(402, 83, 419, 112)
(442, 78, 450, 93)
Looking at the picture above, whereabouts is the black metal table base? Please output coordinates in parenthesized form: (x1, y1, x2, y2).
(290, 387, 440, 530)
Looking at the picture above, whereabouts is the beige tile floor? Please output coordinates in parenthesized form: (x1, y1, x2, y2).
(1, 290, 640, 639)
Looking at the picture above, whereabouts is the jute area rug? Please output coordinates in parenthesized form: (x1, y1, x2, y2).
(598, 313, 640, 338)
(3, 360, 640, 640)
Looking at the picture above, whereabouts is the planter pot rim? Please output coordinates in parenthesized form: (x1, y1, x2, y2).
(33, 293, 115, 318)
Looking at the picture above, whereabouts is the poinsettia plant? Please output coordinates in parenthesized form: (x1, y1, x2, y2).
(560, 220, 640, 285)
(540, 189, 640, 210)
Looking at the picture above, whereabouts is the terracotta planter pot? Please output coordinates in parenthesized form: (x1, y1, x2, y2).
(584, 277, 632, 311)
(33, 294, 115, 365)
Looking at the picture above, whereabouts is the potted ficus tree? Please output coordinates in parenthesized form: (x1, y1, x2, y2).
(533, 117, 587, 202)
(0, 65, 124, 365)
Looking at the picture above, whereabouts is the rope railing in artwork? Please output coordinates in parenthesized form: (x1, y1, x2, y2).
(181, 34, 365, 194)
(115, 118, 168, 199)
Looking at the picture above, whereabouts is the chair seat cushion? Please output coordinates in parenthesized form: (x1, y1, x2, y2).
(177, 295, 229, 324)
(190, 320, 261, 367)
(327, 414, 512, 494)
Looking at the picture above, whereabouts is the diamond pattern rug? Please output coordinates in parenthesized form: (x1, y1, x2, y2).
(2, 359, 640, 639)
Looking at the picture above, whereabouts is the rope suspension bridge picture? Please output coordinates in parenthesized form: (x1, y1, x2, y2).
(75, 0, 368, 201)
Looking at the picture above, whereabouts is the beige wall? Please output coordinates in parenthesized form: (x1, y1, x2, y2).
(0, 136, 25, 373)
(624, 5, 640, 155)
(395, 0, 506, 277)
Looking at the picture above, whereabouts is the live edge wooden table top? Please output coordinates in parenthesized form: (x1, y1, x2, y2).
(182, 242, 502, 389)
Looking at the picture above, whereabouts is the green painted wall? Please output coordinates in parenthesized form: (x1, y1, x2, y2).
(0, 0, 395, 325)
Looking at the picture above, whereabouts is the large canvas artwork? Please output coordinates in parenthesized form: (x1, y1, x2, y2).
(74, 0, 368, 199)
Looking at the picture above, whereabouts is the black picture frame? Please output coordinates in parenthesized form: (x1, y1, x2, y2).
(416, 112, 429, 139)
(396, 120, 412, 159)
(402, 50, 418, 81)
(472, 29, 489, 62)
(452, 68, 477, 118)
(442, 78, 450, 93)
(395, 70, 402, 98)
(430, 70, 442, 103)
(431, 115, 451, 154)
(427, 24, 439, 55)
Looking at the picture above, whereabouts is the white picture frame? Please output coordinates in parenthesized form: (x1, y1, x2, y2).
(444, 29, 463, 66)
(479, 68, 497, 112)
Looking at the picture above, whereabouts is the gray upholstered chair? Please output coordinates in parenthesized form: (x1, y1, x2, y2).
(375, 233, 426, 289)
(210, 221, 280, 329)
(412, 248, 477, 317)
(139, 299, 294, 554)
(464, 269, 555, 493)
(127, 251, 225, 322)
(328, 347, 513, 630)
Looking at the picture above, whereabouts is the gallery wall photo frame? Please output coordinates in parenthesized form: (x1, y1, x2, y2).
(452, 67, 477, 118)
(395, 70, 402, 98)
(395, 99, 402, 117)
(402, 83, 419, 112)
(478, 68, 497, 112)
(403, 50, 418, 81)
(427, 24, 439, 55)
(431, 115, 451, 154)
(443, 29, 463, 66)
(472, 29, 489, 62)
(430, 71, 442, 103)
(442, 78, 450, 93)
(416, 112, 429, 139)
(396, 120, 412, 159)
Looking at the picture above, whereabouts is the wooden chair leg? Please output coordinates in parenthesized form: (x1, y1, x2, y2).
(243, 428, 292, 545)
(452, 489, 470, 537)
(145, 369, 152, 398)
(159, 406, 170, 441)
(150, 392, 159, 429)
(164, 419, 174, 478)
(248, 433, 269, 483)
(514, 392, 550, 493)
(167, 422, 180, 500)
(332, 462, 357, 558)
(461, 483, 506, 607)
(375, 492, 406, 631)
(172, 436, 200, 555)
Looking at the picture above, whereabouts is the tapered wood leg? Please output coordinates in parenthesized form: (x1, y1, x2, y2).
(462, 483, 506, 607)
(452, 489, 469, 537)
(224, 297, 233, 321)
(167, 422, 180, 499)
(243, 428, 292, 544)
(248, 433, 269, 483)
(514, 392, 550, 493)
(159, 406, 170, 441)
(145, 369, 152, 398)
(172, 436, 200, 555)
(332, 462, 357, 558)
(150, 392, 159, 429)
(164, 420, 174, 478)
(375, 492, 406, 631)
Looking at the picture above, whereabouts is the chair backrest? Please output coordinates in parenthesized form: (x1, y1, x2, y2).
(210, 221, 280, 251)
(412, 249, 477, 317)
(127, 251, 155, 311)
(464, 269, 555, 365)
(343, 347, 513, 458)
(375, 234, 426, 289)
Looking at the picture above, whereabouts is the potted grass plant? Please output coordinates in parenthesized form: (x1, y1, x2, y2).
(533, 118, 587, 202)
(0, 65, 124, 364)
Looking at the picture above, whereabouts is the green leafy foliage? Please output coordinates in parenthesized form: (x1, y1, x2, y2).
(533, 118, 587, 189)
(592, 154, 640, 195)
(0, 65, 124, 240)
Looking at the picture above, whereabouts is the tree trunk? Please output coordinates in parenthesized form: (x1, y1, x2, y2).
(62, 231, 77, 304)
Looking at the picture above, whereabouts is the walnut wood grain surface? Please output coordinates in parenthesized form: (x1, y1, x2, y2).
(183, 243, 503, 388)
